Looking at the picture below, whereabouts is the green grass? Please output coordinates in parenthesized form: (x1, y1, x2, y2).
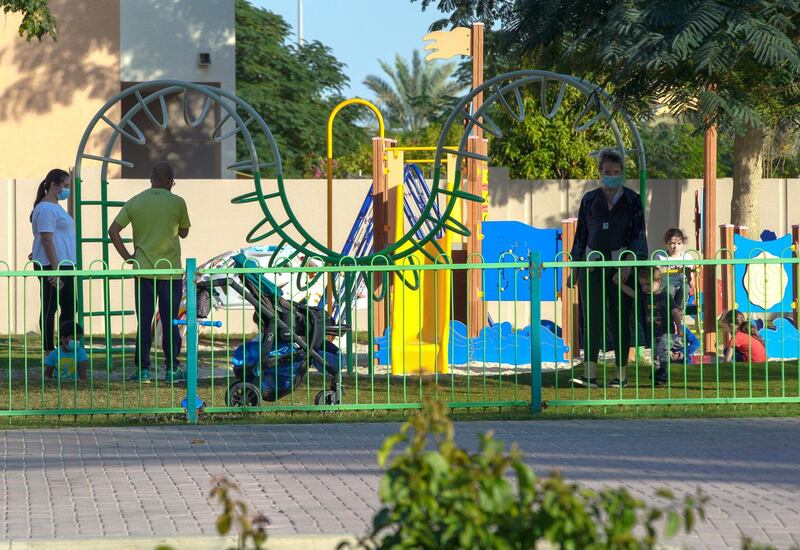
(2, 335, 800, 428)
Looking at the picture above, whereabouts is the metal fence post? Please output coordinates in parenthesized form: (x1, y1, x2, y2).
(529, 252, 542, 413)
(344, 270, 355, 375)
(185, 258, 199, 424)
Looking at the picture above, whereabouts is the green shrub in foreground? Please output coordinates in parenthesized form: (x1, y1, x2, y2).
(342, 400, 707, 549)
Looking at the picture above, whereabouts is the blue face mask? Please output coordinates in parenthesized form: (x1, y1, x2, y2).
(66, 339, 76, 352)
(602, 175, 624, 188)
(58, 188, 71, 201)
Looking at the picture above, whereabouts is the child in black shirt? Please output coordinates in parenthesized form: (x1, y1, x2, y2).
(614, 269, 673, 385)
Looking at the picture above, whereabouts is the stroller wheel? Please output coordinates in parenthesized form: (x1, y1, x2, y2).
(226, 382, 262, 407)
(314, 389, 341, 406)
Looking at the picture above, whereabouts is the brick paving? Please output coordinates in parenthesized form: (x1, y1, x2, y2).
(1, 418, 799, 548)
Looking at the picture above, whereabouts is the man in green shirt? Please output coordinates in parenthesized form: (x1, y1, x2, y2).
(109, 161, 191, 382)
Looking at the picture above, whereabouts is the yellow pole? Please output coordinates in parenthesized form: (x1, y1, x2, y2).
(325, 98, 385, 312)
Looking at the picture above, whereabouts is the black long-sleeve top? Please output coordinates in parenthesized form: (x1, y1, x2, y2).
(570, 187, 648, 262)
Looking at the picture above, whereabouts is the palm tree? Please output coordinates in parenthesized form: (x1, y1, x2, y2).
(364, 50, 465, 133)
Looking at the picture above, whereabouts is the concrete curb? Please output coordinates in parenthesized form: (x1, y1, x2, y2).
(3, 534, 358, 550)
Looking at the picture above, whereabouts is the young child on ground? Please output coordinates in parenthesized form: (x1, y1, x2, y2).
(670, 327, 700, 361)
(614, 268, 671, 385)
(655, 227, 704, 364)
(719, 309, 767, 363)
(44, 321, 89, 380)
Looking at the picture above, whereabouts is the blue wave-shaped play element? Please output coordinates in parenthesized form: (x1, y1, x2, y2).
(374, 320, 570, 365)
(759, 317, 800, 359)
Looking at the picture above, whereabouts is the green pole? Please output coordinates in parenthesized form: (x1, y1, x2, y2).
(344, 271, 355, 375)
(186, 258, 199, 424)
(74, 176, 85, 329)
(639, 168, 647, 213)
(529, 252, 542, 413)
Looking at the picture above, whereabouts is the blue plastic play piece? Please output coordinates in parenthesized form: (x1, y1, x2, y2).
(181, 396, 204, 411)
(759, 317, 800, 359)
(733, 234, 793, 313)
(761, 229, 778, 241)
(448, 321, 471, 364)
(541, 319, 562, 338)
(375, 320, 570, 365)
(481, 221, 561, 302)
(373, 327, 391, 365)
(173, 319, 222, 327)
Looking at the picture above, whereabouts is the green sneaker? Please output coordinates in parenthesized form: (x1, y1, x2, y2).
(166, 368, 187, 382)
(128, 369, 152, 383)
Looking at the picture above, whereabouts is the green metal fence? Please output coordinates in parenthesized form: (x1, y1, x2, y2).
(0, 259, 538, 422)
(4, 252, 799, 422)
(541, 252, 800, 409)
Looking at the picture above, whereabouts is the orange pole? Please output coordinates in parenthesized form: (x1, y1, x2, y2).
(720, 224, 735, 315)
(470, 22, 484, 138)
(702, 124, 718, 353)
(371, 136, 394, 341)
(465, 22, 486, 337)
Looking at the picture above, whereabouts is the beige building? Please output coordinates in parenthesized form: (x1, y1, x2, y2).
(0, 0, 235, 180)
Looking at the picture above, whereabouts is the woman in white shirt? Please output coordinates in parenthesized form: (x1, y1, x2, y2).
(30, 169, 77, 352)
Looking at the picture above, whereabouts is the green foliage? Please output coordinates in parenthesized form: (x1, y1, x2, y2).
(2, 0, 57, 41)
(364, 50, 465, 132)
(639, 119, 735, 178)
(210, 475, 269, 550)
(341, 400, 707, 549)
(419, 0, 800, 133)
(489, 87, 626, 179)
(235, 0, 367, 177)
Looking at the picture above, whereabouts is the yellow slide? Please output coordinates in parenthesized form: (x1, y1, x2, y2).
(390, 187, 451, 375)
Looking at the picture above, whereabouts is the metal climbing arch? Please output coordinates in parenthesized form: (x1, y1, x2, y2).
(73, 80, 281, 350)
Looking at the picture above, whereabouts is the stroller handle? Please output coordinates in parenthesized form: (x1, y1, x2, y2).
(173, 319, 223, 328)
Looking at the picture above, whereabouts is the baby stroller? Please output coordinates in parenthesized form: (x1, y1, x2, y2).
(196, 253, 348, 407)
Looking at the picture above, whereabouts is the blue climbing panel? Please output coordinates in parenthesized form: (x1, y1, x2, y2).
(733, 233, 794, 313)
(481, 221, 561, 302)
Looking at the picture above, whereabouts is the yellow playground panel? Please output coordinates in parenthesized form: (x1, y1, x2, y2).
(389, 149, 457, 375)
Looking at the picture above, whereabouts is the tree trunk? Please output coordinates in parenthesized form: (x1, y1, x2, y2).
(731, 124, 764, 231)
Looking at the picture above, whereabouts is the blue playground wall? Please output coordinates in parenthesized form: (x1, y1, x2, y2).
(481, 221, 561, 302)
(733, 233, 794, 313)
(759, 317, 800, 360)
(374, 321, 570, 366)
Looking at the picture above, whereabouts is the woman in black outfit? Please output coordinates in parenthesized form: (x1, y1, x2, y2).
(569, 150, 648, 388)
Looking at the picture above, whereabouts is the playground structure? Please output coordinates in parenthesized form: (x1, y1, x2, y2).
(7, 22, 800, 425)
(68, 21, 656, 378)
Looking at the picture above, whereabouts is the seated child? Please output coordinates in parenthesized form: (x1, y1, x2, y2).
(670, 327, 701, 361)
(44, 321, 89, 381)
(614, 268, 671, 385)
(719, 309, 767, 363)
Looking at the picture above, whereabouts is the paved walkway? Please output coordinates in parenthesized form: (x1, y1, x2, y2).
(1, 418, 799, 549)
